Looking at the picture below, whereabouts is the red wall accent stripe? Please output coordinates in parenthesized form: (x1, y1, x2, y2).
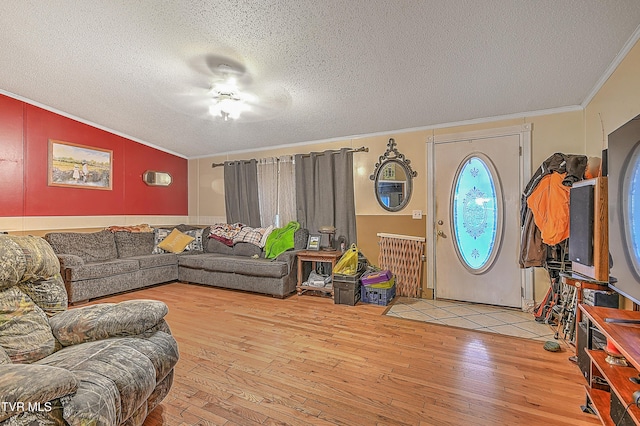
(0, 93, 188, 217)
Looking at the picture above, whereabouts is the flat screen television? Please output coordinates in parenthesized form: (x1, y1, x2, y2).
(608, 114, 640, 305)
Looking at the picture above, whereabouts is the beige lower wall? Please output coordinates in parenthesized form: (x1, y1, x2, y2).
(356, 215, 428, 296)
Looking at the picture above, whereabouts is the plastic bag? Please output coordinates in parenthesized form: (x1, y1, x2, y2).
(333, 243, 359, 275)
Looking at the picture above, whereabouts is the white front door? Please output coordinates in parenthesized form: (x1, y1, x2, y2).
(429, 126, 530, 308)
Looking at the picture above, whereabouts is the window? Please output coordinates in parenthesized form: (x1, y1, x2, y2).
(451, 154, 502, 273)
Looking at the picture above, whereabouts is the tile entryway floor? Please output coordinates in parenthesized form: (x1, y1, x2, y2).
(386, 297, 556, 341)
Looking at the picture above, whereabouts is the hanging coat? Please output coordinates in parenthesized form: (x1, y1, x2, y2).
(519, 208, 546, 268)
(520, 152, 587, 226)
(526, 172, 571, 246)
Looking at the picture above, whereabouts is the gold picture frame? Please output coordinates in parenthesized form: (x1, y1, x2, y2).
(48, 140, 113, 190)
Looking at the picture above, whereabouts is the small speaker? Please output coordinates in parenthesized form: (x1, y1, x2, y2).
(601, 148, 608, 177)
(577, 322, 590, 382)
(577, 321, 607, 384)
(569, 184, 594, 265)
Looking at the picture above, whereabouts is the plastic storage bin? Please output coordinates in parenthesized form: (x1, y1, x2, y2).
(333, 271, 364, 305)
(361, 282, 396, 306)
(360, 269, 392, 285)
(364, 275, 395, 289)
(333, 280, 361, 305)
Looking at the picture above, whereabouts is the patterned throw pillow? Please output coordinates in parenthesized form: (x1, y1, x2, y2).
(184, 229, 204, 251)
(157, 229, 195, 254)
(152, 228, 173, 254)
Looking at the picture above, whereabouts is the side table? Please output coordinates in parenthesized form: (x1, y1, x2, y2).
(296, 250, 342, 297)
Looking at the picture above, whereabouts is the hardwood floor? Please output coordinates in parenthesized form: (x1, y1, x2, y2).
(95, 282, 599, 426)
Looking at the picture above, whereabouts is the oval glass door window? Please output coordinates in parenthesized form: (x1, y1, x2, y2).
(623, 141, 640, 276)
(450, 154, 503, 273)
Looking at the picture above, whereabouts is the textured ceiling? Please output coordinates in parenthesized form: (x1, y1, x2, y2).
(1, 1, 640, 159)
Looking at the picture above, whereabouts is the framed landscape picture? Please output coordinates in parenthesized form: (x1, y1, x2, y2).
(48, 140, 113, 190)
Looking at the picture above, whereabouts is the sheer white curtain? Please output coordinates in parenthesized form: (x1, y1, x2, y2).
(277, 156, 296, 227)
(257, 158, 278, 227)
(256, 156, 297, 228)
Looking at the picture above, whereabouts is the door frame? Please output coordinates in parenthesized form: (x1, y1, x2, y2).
(425, 124, 533, 310)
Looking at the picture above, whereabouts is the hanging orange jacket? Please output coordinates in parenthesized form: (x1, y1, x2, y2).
(526, 172, 570, 246)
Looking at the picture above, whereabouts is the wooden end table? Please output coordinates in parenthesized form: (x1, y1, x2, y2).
(296, 250, 342, 297)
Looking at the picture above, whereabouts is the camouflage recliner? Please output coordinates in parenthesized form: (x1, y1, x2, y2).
(0, 235, 179, 425)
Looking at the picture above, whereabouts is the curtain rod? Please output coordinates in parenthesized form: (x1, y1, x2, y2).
(211, 146, 369, 168)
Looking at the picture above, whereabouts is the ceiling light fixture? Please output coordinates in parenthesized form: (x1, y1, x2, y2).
(209, 77, 250, 121)
(209, 91, 249, 121)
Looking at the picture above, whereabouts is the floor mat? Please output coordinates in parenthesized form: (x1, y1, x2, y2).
(385, 297, 557, 341)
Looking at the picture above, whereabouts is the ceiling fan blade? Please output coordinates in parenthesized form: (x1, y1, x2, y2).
(167, 54, 290, 122)
(189, 54, 252, 87)
(238, 84, 292, 122)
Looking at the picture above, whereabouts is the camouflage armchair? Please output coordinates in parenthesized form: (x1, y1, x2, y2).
(0, 235, 179, 425)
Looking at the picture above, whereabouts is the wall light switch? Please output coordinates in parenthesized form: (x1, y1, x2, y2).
(412, 210, 423, 219)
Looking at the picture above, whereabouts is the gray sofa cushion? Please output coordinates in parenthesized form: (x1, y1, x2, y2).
(179, 254, 289, 278)
(66, 259, 139, 281)
(179, 253, 234, 273)
(114, 232, 154, 258)
(57, 254, 84, 268)
(174, 224, 201, 232)
(232, 242, 262, 257)
(231, 257, 289, 277)
(129, 254, 178, 269)
(294, 228, 310, 250)
(45, 230, 117, 263)
(204, 237, 235, 255)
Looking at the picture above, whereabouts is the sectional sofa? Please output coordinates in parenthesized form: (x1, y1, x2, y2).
(44, 225, 307, 304)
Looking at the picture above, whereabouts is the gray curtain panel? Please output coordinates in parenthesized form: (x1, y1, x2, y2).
(224, 160, 261, 227)
(295, 148, 357, 247)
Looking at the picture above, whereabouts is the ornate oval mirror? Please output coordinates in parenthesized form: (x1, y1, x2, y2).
(370, 138, 417, 212)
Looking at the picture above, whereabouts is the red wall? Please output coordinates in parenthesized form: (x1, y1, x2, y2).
(0, 93, 187, 217)
(0, 96, 24, 216)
